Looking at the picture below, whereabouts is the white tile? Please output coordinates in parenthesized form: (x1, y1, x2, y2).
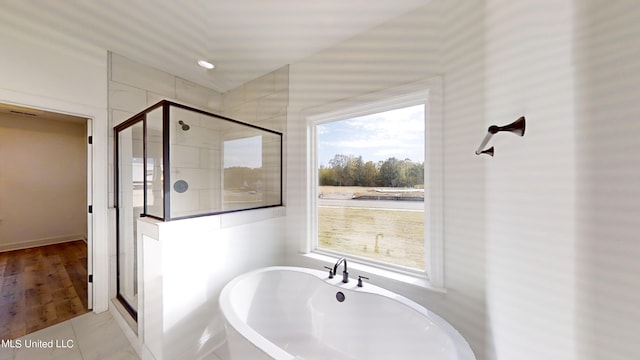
(230, 100, 258, 124)
(171, 145, 201, 168)
(199, 114, 230, 132)
(222, 86, 245, 110)
(176, 78, 222, 110)
(199, 189, 222, 213)
(14, 321, 82, 360)
(94, 345, 138, 360)
(171, 106, 202, 126)
(203, 352, 223, 360)
(8, 312, 140, 360)
(14, 345, 83, 360)
(71, 312, 135, 360)
(147, 91, 173, 106)
(172, 168, 212, 190)
(109, 81, 147, 113)
(245, 73, 274, 101)
(199, 148, 223, 170)
(257, 91, 287, 121)
(207, 93, 223, 112)
(111, 109, 135, 128)
(171, 188, 201, 215)
(257, 115, 286, 133)
(273, 65, 290, 92)
(111, 54, 176, 99)
(175, 125, 218, 148)
(0, 347, 14, 360)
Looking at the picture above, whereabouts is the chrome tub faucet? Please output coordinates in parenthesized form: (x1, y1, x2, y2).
(333, 257, 349, 283)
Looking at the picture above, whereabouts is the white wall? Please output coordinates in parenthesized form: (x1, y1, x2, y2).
(484, 1, 640, 359)
(0, 15, 109, 312)
(286, 1, 489, 359)
(139, 208, 286, 360)
(0, 114, 86, 251)
(484, 1, 577, 359)
(574, 1, 640, 359)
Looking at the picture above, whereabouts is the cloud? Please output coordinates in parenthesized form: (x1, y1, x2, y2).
(318, 104, 425, 164)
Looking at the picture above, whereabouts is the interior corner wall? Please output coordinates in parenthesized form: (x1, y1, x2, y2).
(484, 0, 577, 359)
(221, 65, 289, 133)
(574, 1, 640, 359)
(0, 114, 86, 251)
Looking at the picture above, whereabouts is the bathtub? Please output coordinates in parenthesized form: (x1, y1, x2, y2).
(218, 266, 476, 360)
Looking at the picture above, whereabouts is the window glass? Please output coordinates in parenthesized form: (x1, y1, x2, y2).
(316, 104, 426, 270)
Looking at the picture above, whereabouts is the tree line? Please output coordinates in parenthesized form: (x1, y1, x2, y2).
(319, 154, 424, 187)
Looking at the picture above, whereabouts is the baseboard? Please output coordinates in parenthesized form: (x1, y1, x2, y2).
(0, 233, 85, 252)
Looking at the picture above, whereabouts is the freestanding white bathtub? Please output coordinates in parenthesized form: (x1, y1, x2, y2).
(219, 266, 476, 360)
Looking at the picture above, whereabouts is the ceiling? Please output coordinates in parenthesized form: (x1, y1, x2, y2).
(4, 0, 430, 92)
(0, 103, 86, 123)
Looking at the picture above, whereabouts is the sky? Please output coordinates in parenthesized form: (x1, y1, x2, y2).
(224, 135, 262, 168)
(317, 104, 425, 167)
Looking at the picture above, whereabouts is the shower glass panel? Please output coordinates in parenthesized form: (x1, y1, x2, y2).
(169, 106, 282, 218)
(116, 120, 143, 317)
(146, 107, 164, 218)
(115, 101, 282, 321)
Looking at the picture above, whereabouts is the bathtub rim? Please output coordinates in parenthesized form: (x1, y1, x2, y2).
(219, 265, 475, 360)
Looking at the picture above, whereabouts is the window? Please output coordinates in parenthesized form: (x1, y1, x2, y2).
(308, 80, 443, 285)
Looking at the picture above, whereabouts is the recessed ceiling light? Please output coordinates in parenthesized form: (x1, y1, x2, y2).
(198, 60, 214, 69)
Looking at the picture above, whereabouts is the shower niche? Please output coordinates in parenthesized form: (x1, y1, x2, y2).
(114, 100, 282, 318)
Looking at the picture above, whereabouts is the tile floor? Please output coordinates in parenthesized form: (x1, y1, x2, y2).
(0, 311, 139, 360)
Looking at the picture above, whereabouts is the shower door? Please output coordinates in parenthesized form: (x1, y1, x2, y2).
(116, 120, 143, 318)
(115, 106, 164, 320)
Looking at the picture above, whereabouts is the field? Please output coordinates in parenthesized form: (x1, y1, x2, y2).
(318, 185, 424, 200)
(317, 186, 425, 270)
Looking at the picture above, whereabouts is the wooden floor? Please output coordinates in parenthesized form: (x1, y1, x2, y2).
(0, 240, 89, 340)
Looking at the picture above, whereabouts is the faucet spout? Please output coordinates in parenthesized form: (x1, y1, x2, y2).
(333, 257, 349, 283)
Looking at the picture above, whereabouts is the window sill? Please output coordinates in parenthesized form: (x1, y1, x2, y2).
(300, 252, 446, 294)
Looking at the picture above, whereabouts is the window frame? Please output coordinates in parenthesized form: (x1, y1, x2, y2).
(306, 78, 444, 288)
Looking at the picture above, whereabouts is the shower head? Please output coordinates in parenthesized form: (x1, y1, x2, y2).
(178, 120, 190, 131)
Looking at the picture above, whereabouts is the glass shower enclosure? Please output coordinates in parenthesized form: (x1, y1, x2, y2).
(114, 101, 283, 319)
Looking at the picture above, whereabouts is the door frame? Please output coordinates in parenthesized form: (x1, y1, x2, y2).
(0, 90, 109, 313)
(86, 118, 94, 309)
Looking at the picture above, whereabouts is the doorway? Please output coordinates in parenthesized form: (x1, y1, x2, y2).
(0, 103, 93, 338)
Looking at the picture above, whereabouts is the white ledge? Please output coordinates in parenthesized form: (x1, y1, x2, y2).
(300, 252, 446, 294)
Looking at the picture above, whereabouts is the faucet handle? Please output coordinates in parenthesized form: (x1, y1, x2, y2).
(357, 275, 369, 287)
(324, 266, 334, 279)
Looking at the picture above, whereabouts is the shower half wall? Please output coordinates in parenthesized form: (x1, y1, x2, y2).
(114, 100, 283, 318)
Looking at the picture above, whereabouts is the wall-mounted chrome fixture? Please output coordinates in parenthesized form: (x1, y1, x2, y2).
(475, 116, 526, 157)
(178, 120, 190, 131)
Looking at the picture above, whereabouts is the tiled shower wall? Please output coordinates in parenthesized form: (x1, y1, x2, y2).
(107, 52, 288, 297)
(107, 52, 224, 208)
(223, 66, 288, 208)
(221, 65, 289, 133)
(220, 66, 289, 212)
